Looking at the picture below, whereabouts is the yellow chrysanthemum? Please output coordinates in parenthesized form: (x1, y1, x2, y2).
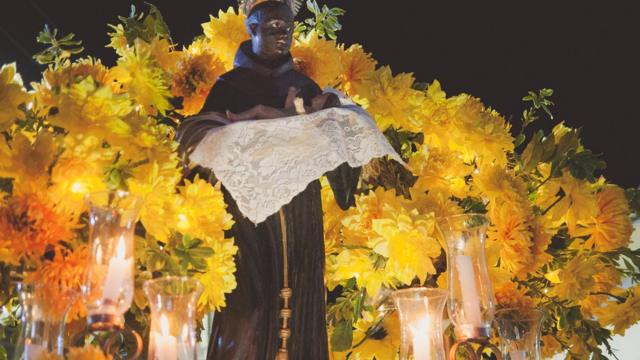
(196, 237, 238, 311)
(202, 7, 249, 70)
(0, 131, 57, 193)
(341, 187, 406, 247)
(108, 39, 172, 115)
(0, 63, 30, 131)
(535, 169, 598, 235)
(361, 66, 424, 132)
(291, 31, 344, 88)
(592, 285, 640, 336)
(321, 176, 348, 256)
(575, 185, 633, 251)
(580, 264, 621, 317)
(172, 41, 226, 116)
(494, 282, 536, 311)
(149, 37, 183, 74)
(24, 246, 89, 322)
(546, 253, 599, 302)
(487, 203, 535, 277)
(348, 311, 400, 360)
(48, 76, 134, 144)
(451, 94, 514, 166)
(337, 44, 377, 97)
(370, 207, 441, 286)
(175, 176, 234, 242)
(127, 162, 180, 242)
(409, 144, 471, 198)
(411, 188, 464, 220)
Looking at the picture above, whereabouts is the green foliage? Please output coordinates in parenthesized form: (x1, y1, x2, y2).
(103, 153, 149, 190)
(109, 2, 171, 45)
(144, 234, 213, 277)
(327, 286, 366, 351)
(625, 187, 640, 217)
(33, 25, 84, 65)
(296, 0, 345, 40)
(522, 88, 555, 122)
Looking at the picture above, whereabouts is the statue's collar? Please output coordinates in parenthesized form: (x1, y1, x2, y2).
(233, 40, 294, 77)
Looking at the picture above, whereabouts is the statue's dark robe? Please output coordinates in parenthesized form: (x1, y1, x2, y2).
(177, 41, 360, 360)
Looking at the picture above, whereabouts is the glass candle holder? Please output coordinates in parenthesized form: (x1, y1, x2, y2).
(144, 276, 203, 360)
(495, 308, 544, 360)
(12, 283, 65, 360)
(83, 190, 142, 329)
(438, 214, 496, 340)
(392, 288, 448, 360)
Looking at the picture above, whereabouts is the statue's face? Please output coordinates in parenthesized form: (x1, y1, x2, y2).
(249, 6, 294, 61)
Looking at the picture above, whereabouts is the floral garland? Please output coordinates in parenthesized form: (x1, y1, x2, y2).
(0, 2, 638, 359)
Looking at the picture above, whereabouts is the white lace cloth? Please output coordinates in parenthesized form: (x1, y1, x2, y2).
(190, 103, 403, 224)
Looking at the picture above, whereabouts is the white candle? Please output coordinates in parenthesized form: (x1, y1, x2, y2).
(153, 314, 178, 360)
(409, 316, 431, 360)
(24, 343, 45, 360)
(509, 350, 526, 360)
(455, 255, 483, 326)
(102, 237, 133, 304)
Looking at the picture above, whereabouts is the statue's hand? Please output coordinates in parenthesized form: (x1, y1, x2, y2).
(226, 105, 294, 121)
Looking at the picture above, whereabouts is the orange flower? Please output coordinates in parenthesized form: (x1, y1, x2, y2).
(24, 246, 89, 322)
(0, 193, 75, 265)
(577, 185, 633, 251)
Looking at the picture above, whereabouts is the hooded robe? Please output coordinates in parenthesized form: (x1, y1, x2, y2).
(177, 40, 360, 360)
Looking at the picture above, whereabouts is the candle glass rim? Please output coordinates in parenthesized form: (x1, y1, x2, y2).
(84, 189, 143, 212)
(495, 307, 545, 322)
(436, 213, 489, 231)
(391, 287, 448, 300)
(143, 276, 203, 298)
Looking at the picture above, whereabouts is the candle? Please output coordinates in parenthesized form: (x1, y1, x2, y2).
(409, 315, 431, 360)
(152, 314, 178, 360)
(455, 255, 483, 326)
(102, 237, 133, 304)
(509, 350, 526, 360)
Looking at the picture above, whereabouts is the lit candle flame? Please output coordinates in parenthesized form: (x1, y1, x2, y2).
(161, 314, 170, 336)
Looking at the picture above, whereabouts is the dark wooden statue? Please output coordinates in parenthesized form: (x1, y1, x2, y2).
(177, 1, 360, 359)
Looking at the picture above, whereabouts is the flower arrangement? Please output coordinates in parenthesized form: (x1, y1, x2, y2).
(0, 1, 638, 359)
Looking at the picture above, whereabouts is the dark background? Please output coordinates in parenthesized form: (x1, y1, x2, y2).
(1, 1, 638, 188)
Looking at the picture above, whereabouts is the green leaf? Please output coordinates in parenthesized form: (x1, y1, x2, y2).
(0, 345, 6, 360)
(112, 2, 171, 46)
(330, 320, 353, 352)
(566, 150, 606, 182)
(33, 25, 84, 65)
(625, 187, 640, 216)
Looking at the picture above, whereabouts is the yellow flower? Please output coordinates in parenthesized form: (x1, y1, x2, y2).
(149, 37, 183, 74)
(292, 31, 344, 88)
(451, 95, 514, 166)
(202, 7, 249, 70)
(321, 177, 348, 256)
(66, 346, 110, 360)
(172, 41, 226, 116)
(411, 188, 464, 220)
(196, 237, 238, 311)
(34, 352, 63, 360)
(24, 246, 89, 322)
(547, 253, 599, 302)
(494, 282, 536, 311)
(175, 176, 234, 242)
(108, 39, 172, 115)
(580, 264, 621, 317)
(409, 144, 471, 198)
(575, 185, 633, 251)
(349, 311, 400, 360)
(371, 207, 441, 286)
(127, 162, 180, 242)
(0, 63, 30, 131)
(361, 66, 424, 132)
(487, 203, 535, 277)
(0, 131, 57, 193)
(592, 286, 640, 336)
(535, 169, 598, 235)
(48, 76, 134, 144)
(337, 44, 377, 97)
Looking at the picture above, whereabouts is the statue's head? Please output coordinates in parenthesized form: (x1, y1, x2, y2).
(246, 1, 294, 62)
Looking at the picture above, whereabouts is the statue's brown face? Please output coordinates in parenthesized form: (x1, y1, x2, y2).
(249, 6, 294, 61)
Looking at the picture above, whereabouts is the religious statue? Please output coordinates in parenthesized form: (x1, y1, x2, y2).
(177, 1, 362, 359)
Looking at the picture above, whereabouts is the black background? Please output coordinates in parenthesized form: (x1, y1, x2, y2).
(1, 1, 638, 188)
